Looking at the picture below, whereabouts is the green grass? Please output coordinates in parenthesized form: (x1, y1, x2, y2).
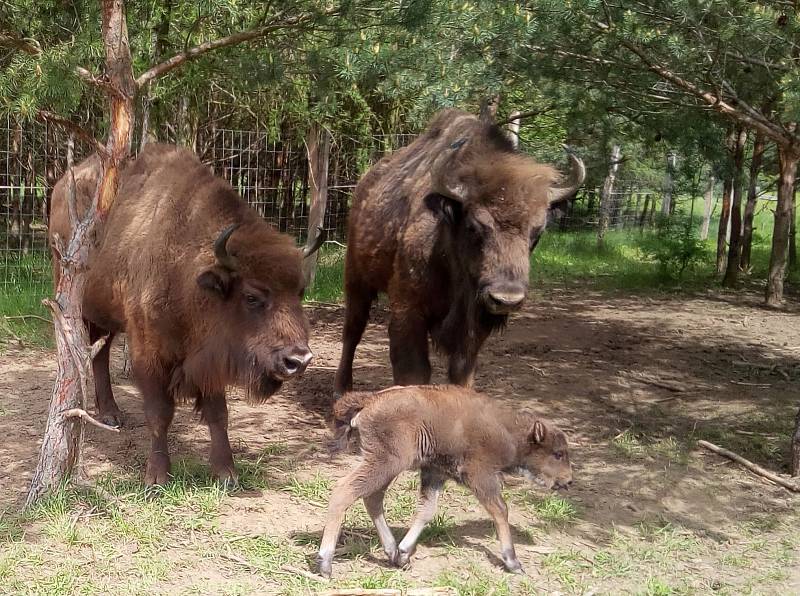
(514, 491, 579, 526)
(611, 430, 690, 464)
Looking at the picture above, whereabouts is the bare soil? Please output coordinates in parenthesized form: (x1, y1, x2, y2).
(1, 288, 799, 594)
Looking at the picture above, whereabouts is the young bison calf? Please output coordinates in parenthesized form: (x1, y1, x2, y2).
(317, 385, 573, 578)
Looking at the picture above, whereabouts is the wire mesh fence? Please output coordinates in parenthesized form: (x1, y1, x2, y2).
(0, 115, 666, 300)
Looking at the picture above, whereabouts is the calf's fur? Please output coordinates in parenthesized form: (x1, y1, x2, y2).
(317, 385, 573, 578)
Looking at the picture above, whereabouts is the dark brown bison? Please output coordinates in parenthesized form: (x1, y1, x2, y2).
(333, 109, 584, 394)
(49, 144, 322, 486)
(318, 385, 573, 577)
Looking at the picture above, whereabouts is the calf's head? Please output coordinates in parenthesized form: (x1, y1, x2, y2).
(192, 223, 324, 400)
(517, 418, 573, 490)
(427, 132, 584, 317)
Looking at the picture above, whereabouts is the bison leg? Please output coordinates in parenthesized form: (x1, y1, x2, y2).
(447, 328, 490, 387)
(363, 486, 398, 564)
(138, 371, 175, 486)
(333, 282, 375, 397)
(388, 313, 431, 385)
(199, 394, 237, 487)
(318, 458, 404, 578)
(395, 467, 446, 567)
(88, 323, 123, 428)
(469, 474, 523, 574)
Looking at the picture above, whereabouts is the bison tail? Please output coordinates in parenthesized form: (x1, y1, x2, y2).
(328, 391, 376, 455)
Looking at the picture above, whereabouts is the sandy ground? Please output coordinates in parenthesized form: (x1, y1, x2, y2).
(1, 287, 799, 594)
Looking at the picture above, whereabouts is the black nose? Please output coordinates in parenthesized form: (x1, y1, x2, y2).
(555, 479, 573, 491)
(279, 345, 313, 377)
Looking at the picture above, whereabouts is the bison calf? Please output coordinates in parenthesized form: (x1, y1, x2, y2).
(317, 385, 573, 578)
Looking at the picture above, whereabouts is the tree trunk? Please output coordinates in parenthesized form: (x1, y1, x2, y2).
(765, 142, 799, 306)
(302, 124, 331, 288)
(723, 128, 748, 287)
(792, 405, 800, 477)
(597, 144, 621, 247)
(479, 94, 500, 123)
(790, 184, 797, 270)
(716, 178, 733, 274)
(661, 151, 676, 216)
(700, 174, 715, 241)
(507, 111, 520, 149)
(27, 0, 135, 505)
(741, 133, 766, 272)
(638, 193, 651, 228)
(139, 0, 171, 151)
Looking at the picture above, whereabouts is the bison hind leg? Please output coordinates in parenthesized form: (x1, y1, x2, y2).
(88, 323, 123, 428)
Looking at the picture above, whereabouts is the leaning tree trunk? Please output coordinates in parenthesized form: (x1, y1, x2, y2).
(700, 173, 715, 241)
(723, 128, 748, 287)
(716, 178, 733, 274)
(302, 123, 331, 288)
(741, 132, 766, 272)
(790, 185, 797, 270)
(597, 144, 622, 247)
(26, 0, 135, 506)
(766, 141, 799, 306)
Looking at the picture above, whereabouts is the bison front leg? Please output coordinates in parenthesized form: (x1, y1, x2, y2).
(388, 312, 431, 385)
(333, 280, 375, 397)
(469, 474, 523, 574)
(447, 327, 491, 387)
(138, 371, 175, 487)
(199, 394, 238, 488)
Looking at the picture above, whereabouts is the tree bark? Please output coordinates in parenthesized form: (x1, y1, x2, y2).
(302, 124, 331, 288)
(507, 111, 520, 149)
(765, 140, 799, 306)
(723, 127, 748, 287)
(741, 132, 766, 271)
(661, 151, 676, 216)
(790, 184, 797, 270)
(26, 0, 135, 505)
(792, 405, 800, 477)
(139, 0, 171, 150)
(597, 144, 621, 247)
(716, 178, 733, 274)
(700, 174, 715, 241)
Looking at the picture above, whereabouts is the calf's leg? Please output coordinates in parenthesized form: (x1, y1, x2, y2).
(333, 280, 375, 397)
(88, 323, 122, 428)
(470, 475, 523, 574)
(395, 467, 446, 567)
(363, 487, 398, 563)
(318, 458, 404, 578)
(199, 393, 237, 487)
(137, 368, 175, 486)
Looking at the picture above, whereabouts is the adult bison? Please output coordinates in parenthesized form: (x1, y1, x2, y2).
(49, 144, 321, 485)
(333, 109, 584, 395)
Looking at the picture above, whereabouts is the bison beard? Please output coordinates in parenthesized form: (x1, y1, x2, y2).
(49, 144, 319, 486)
(334, 109, 585, 395)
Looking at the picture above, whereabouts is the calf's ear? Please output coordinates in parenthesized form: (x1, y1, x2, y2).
(425, 193, 463, 226)
(197, 266, 233, 298)
(528, 420, 548, 445)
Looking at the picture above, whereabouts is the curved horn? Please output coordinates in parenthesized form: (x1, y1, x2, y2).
(549, 152, 586, 204)
(302, 226, 327, 258)
(214, 223, 240, 270)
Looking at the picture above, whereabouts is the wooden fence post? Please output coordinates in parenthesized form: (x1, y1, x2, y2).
(303, 124, 331, 288)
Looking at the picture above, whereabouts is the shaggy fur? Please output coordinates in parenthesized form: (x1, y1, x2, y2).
(49, 144, 313, 486)
(318, 385, 573, 578)
(334, 109, 584, 395)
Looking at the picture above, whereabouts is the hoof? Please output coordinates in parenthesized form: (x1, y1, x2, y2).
(212, 464, 239, 491)
(99, 411, 123, 429)
(144, 453, 170, 487)
(393, 549, 412, 568)
(317, 557, 332, 579)
(503, 558, 524, 575)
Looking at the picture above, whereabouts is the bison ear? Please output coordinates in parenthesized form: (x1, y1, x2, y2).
(528, 420, 547, 445)
(425, 193, 462, 226)
(197, 267, 233, 298)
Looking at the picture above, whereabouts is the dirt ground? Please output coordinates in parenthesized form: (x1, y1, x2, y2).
(1, 288, 799, 595)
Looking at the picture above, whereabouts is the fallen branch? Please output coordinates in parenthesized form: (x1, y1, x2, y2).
(63, 408, 121, 433)
(626, 372, 688, 392)
(697, 440, 800, 493)
(3, 315, 52, 324)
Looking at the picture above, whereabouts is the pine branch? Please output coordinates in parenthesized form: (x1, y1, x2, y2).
(135, 11, 328, 87)
(0, 30, 42, 55)
(75, 66, 125, 99)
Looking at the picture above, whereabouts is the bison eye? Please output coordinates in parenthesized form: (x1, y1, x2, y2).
(553, 451, 564, 460)
(244, 293, 264, 310)
(465, 217, 485, 242)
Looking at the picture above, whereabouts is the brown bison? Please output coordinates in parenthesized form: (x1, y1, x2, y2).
(49, 144, 322, 486)
(318, 384, 573, 577)
(333, 109, 584, 394)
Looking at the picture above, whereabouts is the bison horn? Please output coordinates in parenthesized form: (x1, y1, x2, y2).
(549, 152, 586, 204)
(302, 226, 327, 258)
(214, 224, 240, 270)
